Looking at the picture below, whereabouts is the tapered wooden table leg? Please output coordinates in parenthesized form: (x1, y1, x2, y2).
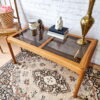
(73, 71, 85, 98)
(0, 46, 3, 53)
(7, 42, 17, 64)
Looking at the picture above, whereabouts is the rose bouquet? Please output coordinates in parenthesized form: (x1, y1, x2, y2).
(0, 6, 13, 13)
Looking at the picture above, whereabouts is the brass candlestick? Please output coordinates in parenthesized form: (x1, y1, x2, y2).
(77, 0, 96, 45)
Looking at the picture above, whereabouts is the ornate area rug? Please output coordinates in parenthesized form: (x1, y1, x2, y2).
(0, 51, 100, 100)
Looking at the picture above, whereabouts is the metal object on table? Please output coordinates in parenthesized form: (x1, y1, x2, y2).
(28, 22, 39, 46)
(32, 29, 37, 36)
(77, 0, 96, 45)
(38, 19, 44, 41)
(28, 22, 39, 36)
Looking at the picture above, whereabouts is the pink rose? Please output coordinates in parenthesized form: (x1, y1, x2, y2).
(0, 5, 13, 13)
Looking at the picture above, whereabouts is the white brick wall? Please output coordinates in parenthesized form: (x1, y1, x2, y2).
(20, 0, 100, 65)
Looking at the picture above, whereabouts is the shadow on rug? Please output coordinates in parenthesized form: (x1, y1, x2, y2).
(0, 51, 100, 100)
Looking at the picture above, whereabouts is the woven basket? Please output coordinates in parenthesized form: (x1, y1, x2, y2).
(0, 10, 14, 28)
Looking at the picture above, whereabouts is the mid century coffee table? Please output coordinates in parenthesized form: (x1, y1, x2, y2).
(7, 27, 97, 98)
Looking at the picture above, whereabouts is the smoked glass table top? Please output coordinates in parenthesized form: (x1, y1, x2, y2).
(14, 29, 90, 63)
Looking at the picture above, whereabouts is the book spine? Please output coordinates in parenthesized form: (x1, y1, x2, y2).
(49, 29, 63, 35)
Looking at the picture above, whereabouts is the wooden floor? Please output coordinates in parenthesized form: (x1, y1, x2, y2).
(0, 37, 21, 67)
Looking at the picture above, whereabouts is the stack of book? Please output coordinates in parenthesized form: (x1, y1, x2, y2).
(47, 25, 69, 40)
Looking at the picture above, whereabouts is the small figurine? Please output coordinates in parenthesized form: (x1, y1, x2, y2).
(38, 19, 44, 40)
(55, 16, 63, 30)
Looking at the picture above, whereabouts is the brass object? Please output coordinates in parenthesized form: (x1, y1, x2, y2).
(77, 0, 96, 45)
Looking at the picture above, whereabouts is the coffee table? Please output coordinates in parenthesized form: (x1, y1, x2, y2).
(7, 27, 97, 98)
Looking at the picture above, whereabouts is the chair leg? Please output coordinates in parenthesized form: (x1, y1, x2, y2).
(7, 42, 17, 64)
(73, 71, 85, 98)
(0, 46, 3, 53)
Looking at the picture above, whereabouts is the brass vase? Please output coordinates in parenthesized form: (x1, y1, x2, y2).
(77, 0, 96, 45)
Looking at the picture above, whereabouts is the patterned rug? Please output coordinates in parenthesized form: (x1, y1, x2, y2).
(0, 51, 100, 100)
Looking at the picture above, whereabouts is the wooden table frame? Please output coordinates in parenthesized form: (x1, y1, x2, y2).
(7, 27, 97, 98)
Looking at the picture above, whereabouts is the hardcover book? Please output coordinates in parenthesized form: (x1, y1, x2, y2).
(49, 25, 68, 35)
(47, 25, 69, 40)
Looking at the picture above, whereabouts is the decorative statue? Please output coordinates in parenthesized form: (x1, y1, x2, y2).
(38, 19, 44, 40)
(55, 16, 63, 30)
(77, 0, 96, 45)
